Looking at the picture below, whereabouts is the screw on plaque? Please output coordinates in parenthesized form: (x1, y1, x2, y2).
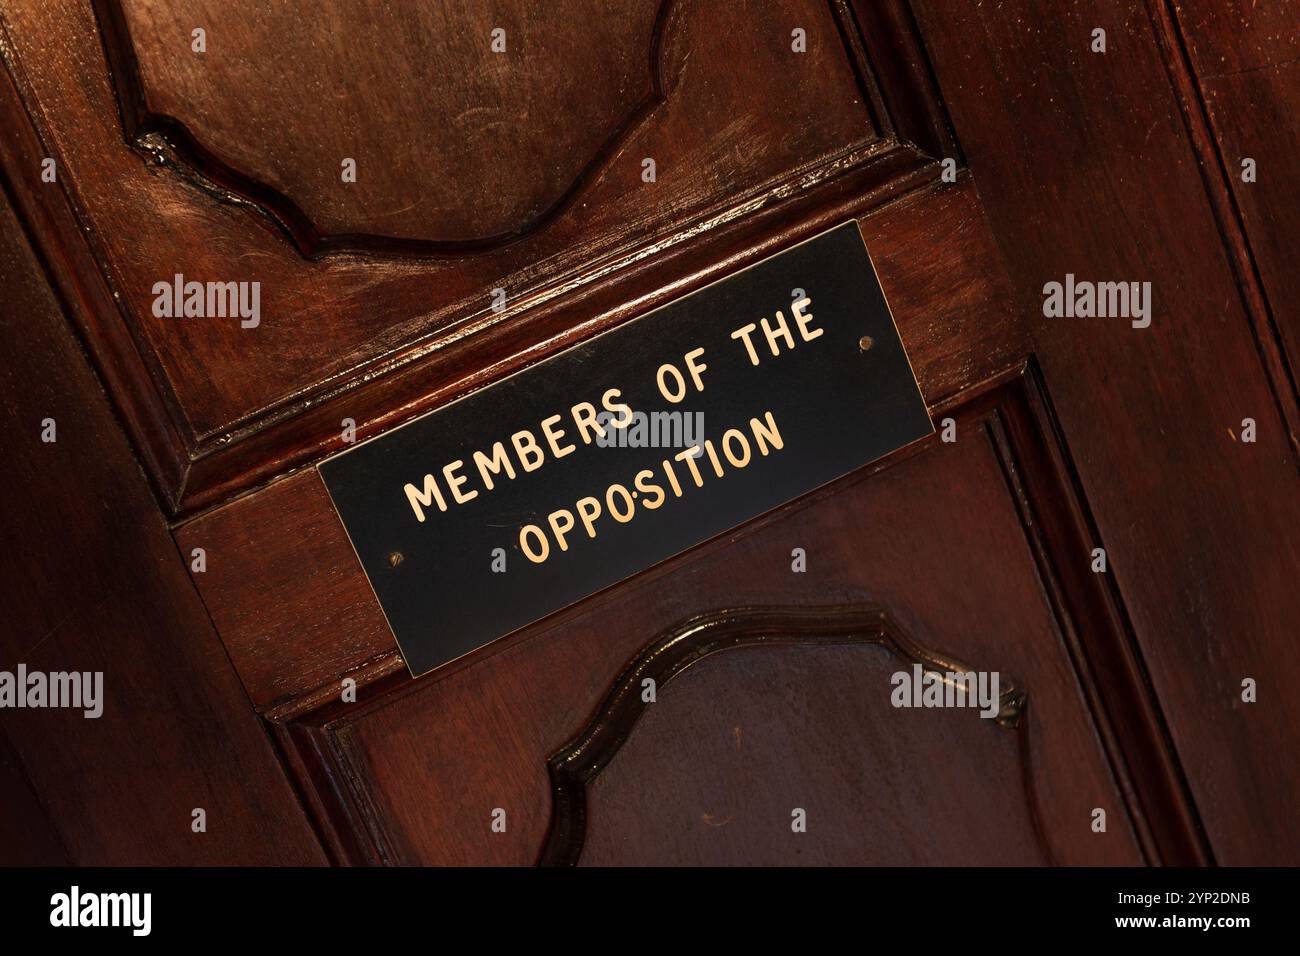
(858, 335, 874, 352)
(388, 551, 404, 569)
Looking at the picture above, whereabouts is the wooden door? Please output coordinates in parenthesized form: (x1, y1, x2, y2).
(1, 0, 1296, 866)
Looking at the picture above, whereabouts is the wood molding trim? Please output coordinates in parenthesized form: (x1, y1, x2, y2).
(1, 0, 961, 516)
(536, 602, 1038, 866)
(91, 0, 683, 257)
(1145, 0, 1300, 465)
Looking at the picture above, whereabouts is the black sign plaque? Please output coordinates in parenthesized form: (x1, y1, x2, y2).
(320, 222, 932, 676)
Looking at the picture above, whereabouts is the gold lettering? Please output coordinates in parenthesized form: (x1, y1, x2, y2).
(675, 447, 705, 487)
(403, 474, 447, 523)
(606, 483, 635, 522)
(520, 525, 549, 563)
(722, 428, 751, 468)
(576, 496, 602, 537)
(634, 469, 666, 509)
(792, 297, 822, 341)
(442, 459, 477, 505)
(571, 401, 606, 444)
(702, 439, 725, 477)
(540, 413, 576, 459)
(685, 347, 708, 392)
(473, 442, 516, 491)
(730, 322, 760, 365)
(750, 411, 784, 455)
(548, 508, 576, 552)
(760, 311, 795, 356)
(601, 389, 634, 428)
(511, 429, 545, 472)
(662, 458, 683, 497)
(656, 363, 687, 403)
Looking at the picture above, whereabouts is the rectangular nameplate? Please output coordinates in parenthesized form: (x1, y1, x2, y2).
(320, 221, 932, 677)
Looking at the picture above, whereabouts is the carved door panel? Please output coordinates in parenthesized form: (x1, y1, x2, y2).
(3, 0, 1296, 866)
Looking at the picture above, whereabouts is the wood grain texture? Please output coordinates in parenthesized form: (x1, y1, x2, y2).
(911, 0, 1300, 864)
(579, 640, 1038, 866)
(0, 189, 326, 865)
(175, 469, 397, 712)
(97, 0, 671, 251)
(271, 371, 1194, 866)
(0, 0, 949, 513)
(1166, 0, 1300, 443)
(0, 729, 67, 865)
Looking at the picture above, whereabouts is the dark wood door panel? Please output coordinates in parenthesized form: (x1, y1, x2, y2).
(1167, 0, 1300, 390)
(0, 731, 67, 865)
(274, 371, 1192, 866)
(910, 0, 1300, 864)
(0, 192, 324, 865)
(574, 634, 1043, 866)
(0, 0, 952, 512)
(98, 0, 883, 253)
(546, 605, 1046, 866)
(100, 0, 670, 249)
